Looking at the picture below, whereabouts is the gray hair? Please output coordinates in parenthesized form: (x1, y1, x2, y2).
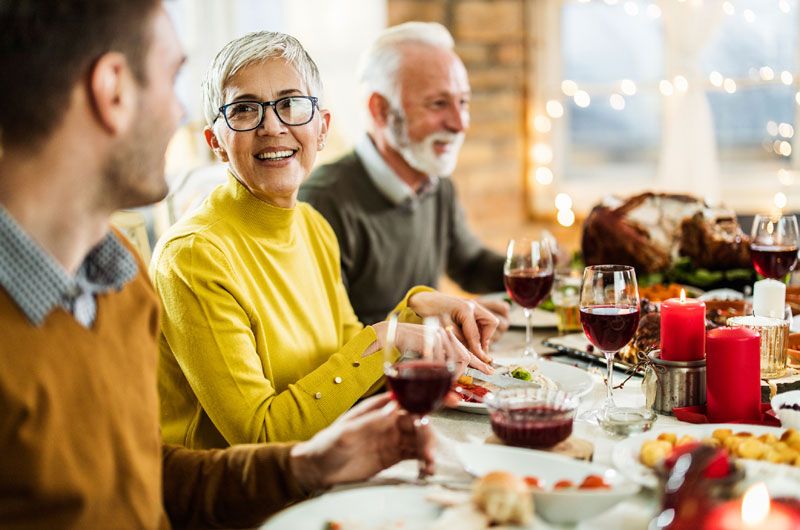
(356, 21, 455, 108)
(202, 31, 323, 127)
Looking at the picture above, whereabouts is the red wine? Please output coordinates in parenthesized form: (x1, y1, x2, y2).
(386, 360, 452, 414)
(504, 270, 554, 308)
(489, 406, 573, 448)
(580, 306, 640, 353)
(751, 244, 798, 279)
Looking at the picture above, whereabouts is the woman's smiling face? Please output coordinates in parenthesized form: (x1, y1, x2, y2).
(206, 58, 330, 208)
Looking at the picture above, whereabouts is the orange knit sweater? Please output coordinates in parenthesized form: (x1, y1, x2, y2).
(0, 241, 307, 529)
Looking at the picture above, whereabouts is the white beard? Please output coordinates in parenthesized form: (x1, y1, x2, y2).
(385, 111, 465, 177)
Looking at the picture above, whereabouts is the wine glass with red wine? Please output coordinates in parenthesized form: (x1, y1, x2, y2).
(503, 237, 555, 358)
(384, 314, 454, 479)
(750, 214, 799, 280)
(579, 265, 640, 422)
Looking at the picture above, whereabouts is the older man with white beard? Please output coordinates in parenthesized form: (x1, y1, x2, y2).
(300, 21, 509, 327)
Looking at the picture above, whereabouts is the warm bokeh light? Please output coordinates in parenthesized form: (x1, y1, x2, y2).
(782, 71, 794, 85)
(557, 208, 576, 227)
(778, 123, 794, 138)
(546, 100, 564, 118)
(723, 78, 737, 94)
(722, 1, 735, 15)
(779, 141, 792, 157)
(673, 75, 689, 92)
(561, 80, 578, 96)
(767, 121, 779, 136)
(534, 115, 552, 133)
(709, 71, 724, 87)
(778, 169, 795, 186)
(610, 93, 626, 110)
(624, 1, 639, 16)
(759, 66, 775, 81)
(555, 192, 573, 210)
(532, 143, 554, 165)
(659, 80, 674, 96)
(535, 167, 554, 185)
(574, 90, 591, 108)
(743, 9, 755, 23)
(620, 79, 637, 96)
(646, 3, 661, 18)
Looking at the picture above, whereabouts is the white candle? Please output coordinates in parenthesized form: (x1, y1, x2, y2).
(753, 279, 786, 319)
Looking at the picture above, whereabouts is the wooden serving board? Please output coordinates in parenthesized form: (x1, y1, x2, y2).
(485, 434, 594, 461)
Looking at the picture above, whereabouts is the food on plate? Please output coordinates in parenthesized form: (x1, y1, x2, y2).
(638, 283, 686, 302)
(639, 428, 800, 470)
(581, 193, 754, 289)
(472, 471, 534, 526)
(662, 442, 730, 478)
(511, 367, 532, 381)
(521, 474, 611, 491)
(452, 364, 557, 404)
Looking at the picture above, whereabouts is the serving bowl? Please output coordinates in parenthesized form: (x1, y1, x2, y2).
(455, 443, 640, 524)
(484, 387, 578, 449)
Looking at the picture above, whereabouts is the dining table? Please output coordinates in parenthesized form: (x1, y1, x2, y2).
(262, 324, 706, 530)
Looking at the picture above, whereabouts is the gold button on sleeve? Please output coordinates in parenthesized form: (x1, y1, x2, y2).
(334, 376, 343, 384)
(314, 392, 322, 399)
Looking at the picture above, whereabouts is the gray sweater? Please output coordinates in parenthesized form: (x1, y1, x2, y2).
(299, 150, 504, 324)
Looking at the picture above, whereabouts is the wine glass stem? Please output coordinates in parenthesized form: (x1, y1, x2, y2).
(414, 415, 430, 481)
(605, 352, 615, 405)
(523, 307, 537, 358)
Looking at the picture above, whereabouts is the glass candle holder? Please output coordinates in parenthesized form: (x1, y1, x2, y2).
(727, 315, 790, 379)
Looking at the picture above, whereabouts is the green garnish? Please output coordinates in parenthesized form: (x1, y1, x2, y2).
(511, 367, 532, 381)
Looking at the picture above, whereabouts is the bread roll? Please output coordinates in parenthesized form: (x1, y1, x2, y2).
(472, 471, 534, 526)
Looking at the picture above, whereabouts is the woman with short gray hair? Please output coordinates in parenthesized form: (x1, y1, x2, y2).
(151, 31, 497, 449)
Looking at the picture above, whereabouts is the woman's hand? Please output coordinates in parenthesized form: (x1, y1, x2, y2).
(407, 291, 499, 364)
(369, 321, 493, 375)
(289, 394, 435, 490)
(476, 297, 511, 341)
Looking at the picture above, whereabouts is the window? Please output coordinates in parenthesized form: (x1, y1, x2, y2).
(530, 0, 800, 216)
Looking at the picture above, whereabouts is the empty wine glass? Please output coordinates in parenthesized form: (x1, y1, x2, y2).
(383, 314, 455, 479)
(579, 265, 651, 432)
(750, 214, 799, 280)
(503, 238, 555, 358)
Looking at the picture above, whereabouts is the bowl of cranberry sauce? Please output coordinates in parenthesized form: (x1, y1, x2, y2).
(485, 388, 579, 449)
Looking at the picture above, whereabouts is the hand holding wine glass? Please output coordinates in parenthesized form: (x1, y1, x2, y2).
(383, 314, 456, 479)
(750, 214, 799, 280)
(503, 237, 555, 358)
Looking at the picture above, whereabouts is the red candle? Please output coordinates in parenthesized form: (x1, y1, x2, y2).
(660, 289, 706, 361)
(703, 483, 800, 530)
(706, 327, 761, 423)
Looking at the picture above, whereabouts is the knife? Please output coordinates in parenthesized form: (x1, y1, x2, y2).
(464, 367, 540, 389)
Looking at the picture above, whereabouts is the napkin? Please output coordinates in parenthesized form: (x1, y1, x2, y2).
(672, 403, 781, 427)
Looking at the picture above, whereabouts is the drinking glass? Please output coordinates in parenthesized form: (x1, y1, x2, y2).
(750, 214, 800, 280)
(383, 314, 455, 479)
(503, 238, 555, 358)
(552, 273, 582, 334)
(579, 265, 640, 421)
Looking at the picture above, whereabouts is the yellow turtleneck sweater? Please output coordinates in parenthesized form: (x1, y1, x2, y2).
(152, 174, 426, 448)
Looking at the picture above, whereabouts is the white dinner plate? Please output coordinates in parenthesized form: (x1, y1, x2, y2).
(611, 423, 800, 489)
(261, 485, 441, 530)
(455, 358, 594, 415)
(455, 443, 639, 524)
(481, 292, 559, 329)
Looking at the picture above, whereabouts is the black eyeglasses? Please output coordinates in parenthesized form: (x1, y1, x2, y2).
(216, 96, 319, 131)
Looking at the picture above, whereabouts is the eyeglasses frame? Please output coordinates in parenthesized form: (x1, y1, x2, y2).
(216, 95, 319, 131)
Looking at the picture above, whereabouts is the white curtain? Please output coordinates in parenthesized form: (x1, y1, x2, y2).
(657, 0, 724, 205)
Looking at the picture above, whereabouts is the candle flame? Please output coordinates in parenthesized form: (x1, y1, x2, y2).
(741, 482, 770, 526)
(679, 288, 686, 303)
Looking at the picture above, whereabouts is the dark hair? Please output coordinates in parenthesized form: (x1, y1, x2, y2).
(0, 0, 160, 149)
